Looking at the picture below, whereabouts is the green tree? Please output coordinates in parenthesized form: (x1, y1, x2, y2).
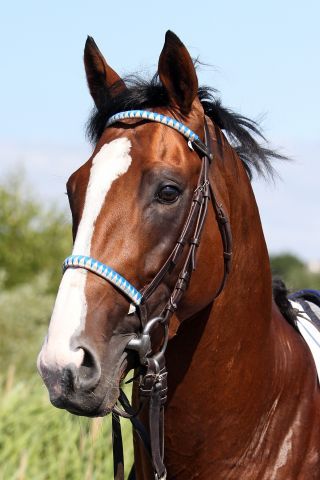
(270, 252, 320, 291)
(0, 172, 134, 480)
(0, 171, 72, 376)
(0, 171, 71, 292)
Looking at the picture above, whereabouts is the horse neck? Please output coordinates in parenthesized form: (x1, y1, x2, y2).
(157, 135, 320, 480)
(133, 130, 320, 479)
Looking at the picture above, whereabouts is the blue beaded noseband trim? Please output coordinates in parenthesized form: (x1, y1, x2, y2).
(63, 109, 209, 306)
(63, 255, 143, 306)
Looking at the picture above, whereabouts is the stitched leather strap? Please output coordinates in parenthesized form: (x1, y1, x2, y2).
(108, 115, 232, 480)
(112, 413, 125, 480)
(118, 118, 232, 480)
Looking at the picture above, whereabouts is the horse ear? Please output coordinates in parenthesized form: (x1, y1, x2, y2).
(84, 36, 126, 110)
(158, 31, 198, 114)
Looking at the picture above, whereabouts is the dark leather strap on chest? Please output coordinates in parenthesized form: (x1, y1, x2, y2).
(112, 118, 233, 480)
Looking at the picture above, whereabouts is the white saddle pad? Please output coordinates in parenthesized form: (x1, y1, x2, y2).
(289, 299, 320, 380)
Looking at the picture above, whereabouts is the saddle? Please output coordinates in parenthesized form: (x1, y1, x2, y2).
(289, 289, 320, 379)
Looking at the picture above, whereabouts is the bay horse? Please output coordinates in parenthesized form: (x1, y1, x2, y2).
(37, 31, 320, 479)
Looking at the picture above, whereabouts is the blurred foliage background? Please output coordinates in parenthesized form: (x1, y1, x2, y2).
(0, 171, 319, 479)
(270, 253, 320, 291)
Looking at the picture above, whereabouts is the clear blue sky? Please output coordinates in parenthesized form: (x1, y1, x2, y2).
(1, 0, 319, 260)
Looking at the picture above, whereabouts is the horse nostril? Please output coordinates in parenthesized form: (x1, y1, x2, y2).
(77, 347, 101, 391)
(82, 348, 96, 368)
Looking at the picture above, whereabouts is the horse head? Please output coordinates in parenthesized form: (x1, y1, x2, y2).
(37, 31, 227, 416)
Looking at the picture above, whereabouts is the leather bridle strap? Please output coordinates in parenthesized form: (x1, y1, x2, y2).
(112, 412, 125, 479)
(63, 110, 233, 480)
(112, 136, 214, 480)
(141, 118, 231, 314)
(209, 183, 232, 297)
(140, 155, 210, 304)
(120, 117, 232, 480)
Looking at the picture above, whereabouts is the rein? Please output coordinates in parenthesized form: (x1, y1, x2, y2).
(63, 110, 233, 480)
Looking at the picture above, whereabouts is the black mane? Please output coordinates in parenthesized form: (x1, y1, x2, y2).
(272, 277, 298, 331)
(87, 74, 286, 179)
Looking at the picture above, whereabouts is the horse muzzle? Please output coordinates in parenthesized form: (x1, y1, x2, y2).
(37, 340, 130, 416)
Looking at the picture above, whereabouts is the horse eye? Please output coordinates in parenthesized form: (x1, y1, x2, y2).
(156, 185, 181, 204)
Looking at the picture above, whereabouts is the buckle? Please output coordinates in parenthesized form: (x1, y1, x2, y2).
(155, 472, 167, 480)
(194, 179, 209, 194)
(126, 316, 168, 365)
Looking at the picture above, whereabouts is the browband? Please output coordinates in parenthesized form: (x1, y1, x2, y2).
(106, 110, 213, 160)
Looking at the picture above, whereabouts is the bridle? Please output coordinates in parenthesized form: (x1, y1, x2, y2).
(63, 110, 233, 480)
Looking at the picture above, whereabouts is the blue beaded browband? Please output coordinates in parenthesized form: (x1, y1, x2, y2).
(106, 110, 211, 158)
(63, 110, 210, 306)
(106, 110, 199, 141)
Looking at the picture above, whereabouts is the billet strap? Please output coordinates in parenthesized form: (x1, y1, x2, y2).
(63, 255, 143, 306)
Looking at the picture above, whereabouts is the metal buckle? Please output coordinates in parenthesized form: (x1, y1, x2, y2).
(155, 472, 167, 480)
(187, 140, 194, 151)
(126, 316, 168, 365)
(194, 179, 209, 194)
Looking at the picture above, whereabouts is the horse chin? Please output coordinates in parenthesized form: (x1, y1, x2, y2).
(65, 388, 121, 418)
(47, 379, 120, 417)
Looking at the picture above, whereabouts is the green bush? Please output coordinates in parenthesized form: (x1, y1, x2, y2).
(270, 253, 320, 291)
(0, 170, 71, 292)
(0, 372, 133, 480)
(0, 273, 54, 379)
(0, 171, 133, 479)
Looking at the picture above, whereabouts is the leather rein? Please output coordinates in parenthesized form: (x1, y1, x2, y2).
(63, 111, 233, 480)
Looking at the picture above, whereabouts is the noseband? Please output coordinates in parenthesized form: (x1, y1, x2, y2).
(63, 110, 233, 480)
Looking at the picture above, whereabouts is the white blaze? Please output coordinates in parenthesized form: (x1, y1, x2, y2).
(39, 138, 132, 370)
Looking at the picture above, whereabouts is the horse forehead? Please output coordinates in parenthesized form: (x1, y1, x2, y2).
(127, 123, 196, 172)
(71, 122, 193, 192)
(69, 135, 134, 190)
(86, 137, 134, 202)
